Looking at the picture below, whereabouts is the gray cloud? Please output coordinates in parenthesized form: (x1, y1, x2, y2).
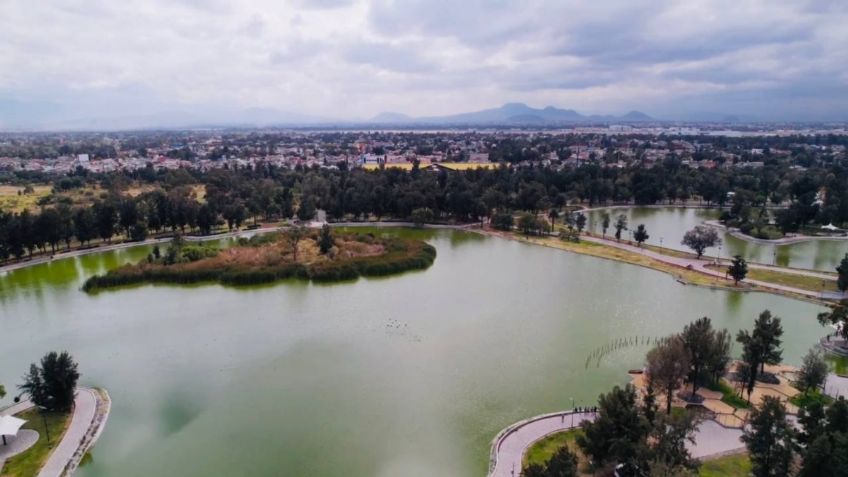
(1, 0, 847, 127)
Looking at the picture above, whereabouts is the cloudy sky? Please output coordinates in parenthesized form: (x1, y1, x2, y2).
(2, 0, 847, 127)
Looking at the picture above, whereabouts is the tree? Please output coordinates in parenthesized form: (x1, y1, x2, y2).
(0, 383, 5, 399)
(614, 214, 628, 241)
(680, 225, 721, 259)
(574, 213, 587, 234)
(297, 195, 316, 222)
(752, 310, 784, 374)
(601, 212, 611, 238)
(519, 212, 541, 235)
(742, 396, 794, 477)
(797, 400, 826, 445)
(727, 255, 748, 285)
(633, 224, 649, 247)
(648, 412, 699, 474)
(547, 209, 559, 232)
(318, 224, 334, 254)
(838, 253, 848, 293)
(18, 351, 80, 412)
(525, 446, 578, 477)
(646, 336, 690, 414)
(798, 433, 838, 477)
(577, 385, 650, 471)
(680, 317, 727, 396)
(410, 207, 434, 227)
(492, 211, 514, 231)
(817, 300, 848, 341)
(797, 348, 828, 396)
(287, 226, 307, 262)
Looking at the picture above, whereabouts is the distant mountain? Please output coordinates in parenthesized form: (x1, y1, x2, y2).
(387, 103, 654, 125)
(621, 110, 653, 121)
(371, 112, 413, 123)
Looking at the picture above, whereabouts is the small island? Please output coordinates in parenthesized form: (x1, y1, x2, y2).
(82, 226, 436, 292)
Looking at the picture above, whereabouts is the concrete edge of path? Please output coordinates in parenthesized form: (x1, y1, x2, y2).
(487, 410, 586, 477)
(54, 388, 111, 477)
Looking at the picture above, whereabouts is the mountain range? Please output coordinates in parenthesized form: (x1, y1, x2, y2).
(371, 103, 655, 125)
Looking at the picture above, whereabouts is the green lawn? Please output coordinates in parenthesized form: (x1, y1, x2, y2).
(0, 408, 71, 477)
(524, 428, 583, 467)
(699, 453, 751, 477)
(707, 379, 751, 409)
(790, 390, 833, 409)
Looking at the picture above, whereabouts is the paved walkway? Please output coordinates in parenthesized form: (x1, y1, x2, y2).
(489, 411, 595, 477)
(825, 373, 848, 399)
(489, 410, 744, 477)
(37, 388, 97, 477)
(0, 430, 39, 470)
(0, 388, 105, 477)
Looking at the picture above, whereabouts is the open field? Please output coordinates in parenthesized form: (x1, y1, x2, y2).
(0, 185, 52, 212)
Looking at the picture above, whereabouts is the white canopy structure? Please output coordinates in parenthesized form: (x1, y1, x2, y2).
(822, 223, 839, 231)
(0, 415, 26, 445)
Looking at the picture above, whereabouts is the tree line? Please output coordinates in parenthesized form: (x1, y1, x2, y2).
(2, 157, 848, 261)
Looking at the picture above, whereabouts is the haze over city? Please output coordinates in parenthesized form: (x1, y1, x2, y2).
(2, 0, 848, 129)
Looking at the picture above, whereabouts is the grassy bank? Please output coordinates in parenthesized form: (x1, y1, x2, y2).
(0, 408, 71, 477)
(745, 267, 839, 293)
(523, 428, 593, 475)
(82, 232, 436, 292)
(699, 453, 751, 477)
(516, 233, 737, 289)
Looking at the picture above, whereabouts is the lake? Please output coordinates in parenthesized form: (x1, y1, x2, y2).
(585, 207, 848, 271)
(0, 229, 830, 476)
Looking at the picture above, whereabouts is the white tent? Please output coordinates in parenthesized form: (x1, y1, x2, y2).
(0, 415, 26, 445)
(822, 223, 839, 231)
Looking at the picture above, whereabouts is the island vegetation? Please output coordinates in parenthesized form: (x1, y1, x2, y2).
(81, 226, 436, 292)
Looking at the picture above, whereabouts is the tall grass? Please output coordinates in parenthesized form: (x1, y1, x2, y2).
(83, 235, 436, 292)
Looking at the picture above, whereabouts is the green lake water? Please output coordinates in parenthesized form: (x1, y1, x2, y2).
(585, 207, 848, 271)
(0, 229, 832, 476)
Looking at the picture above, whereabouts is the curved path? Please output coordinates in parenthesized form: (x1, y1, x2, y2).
(0, 388, 110, 477)
(488, 410, 744, 477)
(489, 411, 595, 477)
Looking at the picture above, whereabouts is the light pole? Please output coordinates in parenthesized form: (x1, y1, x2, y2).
(659, 237, 663, 253)
(37, 406, 50, 446)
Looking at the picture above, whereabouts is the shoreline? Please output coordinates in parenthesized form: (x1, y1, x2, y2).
(481, 228, 839, 306)
(703, 220, 848, 245)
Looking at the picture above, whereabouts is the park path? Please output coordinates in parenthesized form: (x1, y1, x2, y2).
(1, 388, 109, 477)
(488, 410, 744, 477)
(577, 234, 844, 301)
(489, 411, 595, 477)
